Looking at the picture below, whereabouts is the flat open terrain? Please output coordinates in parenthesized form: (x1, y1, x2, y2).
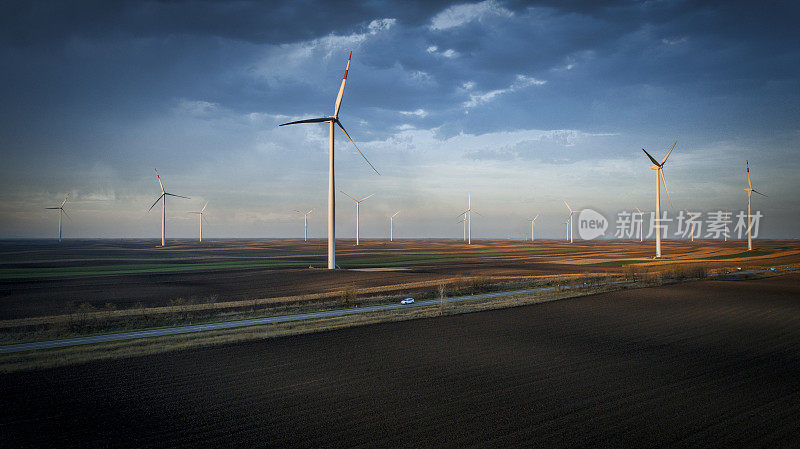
(2, 274, 799, 447)
(1, 239, 798, 320)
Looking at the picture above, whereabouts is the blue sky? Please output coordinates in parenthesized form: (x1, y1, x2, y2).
(1, 0, 798, 239)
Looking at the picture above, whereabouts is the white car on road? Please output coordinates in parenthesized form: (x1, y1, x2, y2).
(400, 298, 415, 305)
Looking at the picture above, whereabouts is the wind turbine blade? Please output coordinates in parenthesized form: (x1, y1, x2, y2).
(336, 120, 380, 175)
(155, 169, 165, 194)
(752, 189, 767, 197)
(660, 140, 677, 165)
(746, 160, 752, 189)
(456, 211, 467, 218)
(333, 51, 352, 117)
(393, 211, 400, 218)
(61, 209, 71, 221)
(360, 193, 375, 202)
(45, 207, 60, 209)
(563, 201, 572, 212)
(166, 193, 190, 200)
(340, 190, 358, 202)
(188, 212, 201, 214)
(660, 169, 673, 208)
(642, 148, 660, 167)
(148, 194, 165, 211)
(201, 201, 208, 212)
(279, 117, 331, 126)
(307, 209, 313, 214)
(61, 193, 70, 207)
(473, 210, 484, 217)
(533, 214, 539, 222)
(294, 210, 303, 215)
(203, 215, 210, 224)
(635, 206, 642, 214)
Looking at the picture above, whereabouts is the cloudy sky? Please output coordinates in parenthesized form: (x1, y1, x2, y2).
(1, 0, 798, 239)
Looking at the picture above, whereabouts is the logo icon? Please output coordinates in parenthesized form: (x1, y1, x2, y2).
(578, 208, 608, 240)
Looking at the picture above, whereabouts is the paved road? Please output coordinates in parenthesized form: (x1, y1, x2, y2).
(1, 268, 791, 354)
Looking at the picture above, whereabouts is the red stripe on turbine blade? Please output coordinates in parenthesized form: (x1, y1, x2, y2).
(344, 69, 348, 79)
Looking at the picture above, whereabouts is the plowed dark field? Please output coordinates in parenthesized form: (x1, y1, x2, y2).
(3, 274, 799, 447)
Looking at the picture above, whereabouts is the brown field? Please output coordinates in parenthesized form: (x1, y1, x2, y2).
(1, 238, 798, 321)
(2, 273, 799, 447)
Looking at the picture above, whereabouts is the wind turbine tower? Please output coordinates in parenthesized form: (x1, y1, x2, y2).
(148, 169, 190, 247)
(341, 191, 373, 245)
(529, 214, 539, 242)
(279, 52, 380, 269)
(387, 211, 399, 242)
(744, 160, 766, 251)
(564, 201, 576, 244)
(46, 193, 70, 243)
(188, 202, 208, 243)
(642, 141, 676, 258)
(295, 209, 313, 242)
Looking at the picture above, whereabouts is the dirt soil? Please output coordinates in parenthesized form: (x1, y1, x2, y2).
(2, 273, 799, 447)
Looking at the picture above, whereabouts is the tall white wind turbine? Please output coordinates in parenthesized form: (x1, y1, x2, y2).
(45, 193, 70, 243)
(279, 52, 380, 269)
(528, 214, 539, 242)
(341, 191, 374, 245)
(387, 211, 400, 242)
(642, 141, 676, 258)
(744, 160, 766, 251)
(295, 209, 313, 242)
(148, 169, 190, 247)
(563, 201, 577, 243)
(635, 207, 646, 242)
(188, 202, 208, 243)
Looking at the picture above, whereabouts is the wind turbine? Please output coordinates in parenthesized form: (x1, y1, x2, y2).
(188, 202, 208, 243)
(528, 214, 539, 242)
(744, 160, 766, 251)
(279, 52, 380, 269)
(45, 193, 70, 243)
(295, 209, 313, 242)
(642, 141, 676, 258)
(563, 201, 577, 243)
(460, 193, 480, 245)
(634, 207, 646, 242)
(387, 211, 400, 242)
(458, 216, 466, 241)
(148, 169, 190, 247)
(564, 219, 569, 241)
(341, 191, 373, 245)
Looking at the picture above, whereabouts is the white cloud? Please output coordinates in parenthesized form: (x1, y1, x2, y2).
(462, 74, 546, 109)
(430, 0, 514, 31)
(426, 45, 438, 53)
(399, 108, 428, 118)
(368, 18, 397, 34)
(441, 49, 459, 58)
(174, 99, 218, 116)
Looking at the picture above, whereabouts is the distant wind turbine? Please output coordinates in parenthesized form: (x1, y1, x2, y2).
(279, 52, 380, 269)
(563, 201, 577, 244)
(458, 216, 466, 241)
(45, 193, 70, 243)
(188, 202, 208, 243)
(295, 209, 313, 242)
(642, 141, 676, 258)
(386, 211, 400, 242)
(528, 214, 539, 242)
(148, 169, 190, 247)
(634, 207, 646, 242)
(341, 191, 374, 245)
(744, 160, 766, 251)
(460, 193, 480, 245)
